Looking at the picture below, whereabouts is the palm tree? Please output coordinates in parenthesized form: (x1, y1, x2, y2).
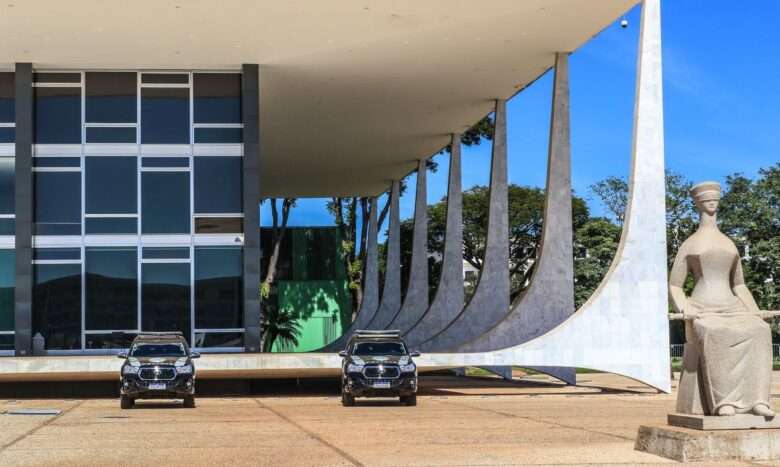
(260, 305, 302, 352)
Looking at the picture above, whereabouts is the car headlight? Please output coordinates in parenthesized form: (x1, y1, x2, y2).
(176, 364, 194, 375)
(346, 363, 364, 373)
(400, 363, 416, 373)
(122, 365, 139, 375)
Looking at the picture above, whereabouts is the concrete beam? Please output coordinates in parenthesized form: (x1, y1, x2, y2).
(404, 135, 464, 347)
(241, 64, 262, 352)
(14, 63, 32, 356)
(388, 159, 429, 332)
(420, 100, 510, 351)
(457, 53, 576, 384)
(319, 197, 380, 351)
(367, 181, 402, 330)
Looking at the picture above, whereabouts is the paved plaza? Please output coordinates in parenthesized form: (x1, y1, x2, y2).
(1, 371, 779, 466)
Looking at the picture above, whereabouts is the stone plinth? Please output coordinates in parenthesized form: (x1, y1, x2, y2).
(636, 423, 780, 462)
(669, 413, 780, 430)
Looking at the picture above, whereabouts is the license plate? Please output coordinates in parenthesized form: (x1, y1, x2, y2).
(149, 383, 166, 390)
(373, 381, 390, 389)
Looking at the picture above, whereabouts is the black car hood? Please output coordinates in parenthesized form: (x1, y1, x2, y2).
(350, 355, 408, 365)
(129, 356, 186, 366)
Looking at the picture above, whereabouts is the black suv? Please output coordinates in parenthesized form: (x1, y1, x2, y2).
(117, 333, 200, 409)
(339, 330, 420, 406)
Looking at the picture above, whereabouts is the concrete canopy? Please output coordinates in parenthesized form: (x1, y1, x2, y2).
(0, 0, 637, 197)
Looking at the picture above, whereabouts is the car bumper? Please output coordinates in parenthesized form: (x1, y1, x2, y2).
(121, 374, 195, 398)
(343, 373, 417, 397)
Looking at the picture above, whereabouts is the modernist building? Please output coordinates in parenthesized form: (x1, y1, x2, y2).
(1, 0, 671, 392)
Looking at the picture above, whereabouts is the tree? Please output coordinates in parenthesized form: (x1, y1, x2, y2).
(573, 218, 621, 308)
(260, 198, 296, 299)
(261, 304, 302, 352)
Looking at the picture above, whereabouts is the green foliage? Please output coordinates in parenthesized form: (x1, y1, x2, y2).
(573, 218, 621, 308)
(261, 305, 302, 353)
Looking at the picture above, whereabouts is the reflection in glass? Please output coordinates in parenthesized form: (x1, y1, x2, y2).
(32, 157, 80, 168)
(86, 247, 138, 330)
(142, 247, 190, 260)
(141, 172, 190, 234)
(195, 246, 242, 329)
(194, 157, 241, 213)
(194, 128, 242, 143)
(85, 217, 137, 234)
(86, 127, 136, 143)
(194, 73, 241, 123)
(33, 263, 81, 350)
(86, 157, 137, 214)
(85, 332, 136, 350)
(0, 250, 14, 331)
(141, 157, 189, 168)
(142, 74, 188, 84)
(194, 332, 243, 348)
(0, 128, 13, 143)
(0, 219, 13, 235)
(34, 87, 81, 144)
(0, 158, 13, 214)
(142, 263, 191, 341)
(194, 217, 243, 234)
(33, 73, 80, 83)
(85, 72, 137, 123)
(0, 72, 13, 123)
(141, 88, 190, 144)
(34, 172, 81, 235)
(0, 335, 12, 351)
(33, 248, 80, 261)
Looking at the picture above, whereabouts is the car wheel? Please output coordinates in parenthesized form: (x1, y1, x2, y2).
(183, 396, 196, 408)
(120, 395, 134, 410)
(402, 394, 417, 406)
(341, 392, 355, 407)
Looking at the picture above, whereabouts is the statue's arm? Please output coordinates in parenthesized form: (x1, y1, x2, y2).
(732, 258, 761, 314)
(669, 244, 691, 317)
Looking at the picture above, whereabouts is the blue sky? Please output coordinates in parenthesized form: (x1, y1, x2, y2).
(264, 1, 780, 228)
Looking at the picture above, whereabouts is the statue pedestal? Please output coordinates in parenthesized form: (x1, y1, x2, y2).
(636, 415, 780, 462)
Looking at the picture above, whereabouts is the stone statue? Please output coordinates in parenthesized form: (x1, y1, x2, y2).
(670, 181, 774, 417)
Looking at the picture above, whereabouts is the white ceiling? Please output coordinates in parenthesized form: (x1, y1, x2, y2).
(0, 0, 638, 197)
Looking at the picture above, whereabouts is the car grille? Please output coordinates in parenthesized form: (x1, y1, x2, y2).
(363, 364, 400, 379)
(139, 366, 176, 381)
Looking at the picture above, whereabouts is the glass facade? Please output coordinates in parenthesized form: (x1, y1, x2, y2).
(19, 70, 246, 352)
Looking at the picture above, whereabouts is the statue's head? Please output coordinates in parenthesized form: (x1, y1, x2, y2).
(690, 181, 721, 216)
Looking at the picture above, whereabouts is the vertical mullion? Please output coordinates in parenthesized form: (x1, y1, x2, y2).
(80, 72, 86, 350)
(136, 71, 142, 334)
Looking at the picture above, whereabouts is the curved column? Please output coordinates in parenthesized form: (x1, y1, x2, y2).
(405, 135, 464, 347)
(366, 180, 402, 329)
(423, 0, 670, 392)
(421, 100, 510, 352)
(388, 160, 429, 331)
(457, 53, 576, 384)
(319, 197, 379, 351)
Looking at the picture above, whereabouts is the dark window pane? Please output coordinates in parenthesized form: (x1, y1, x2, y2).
(142, 263, 191, 342)
(85, 332, 136, 350)
(86, 127, 137, 143)
(0, 335, 12, 351)
(0, 72, 13, 122)
(194, 217, 243, 234)
(34, 87, 81, 144)
(0, 158, 13, 214)
(33, 157, 80, 168)
(34, 172, 81, 235)
(194, 127, 242, 143)
(195, 246, 242, 329)
(34, 248, 81, 261)
(141, 157, 189, 168)
(194, 332, 243, 348)
(194, 157, 241, 213)
(34, 73, 80, 83)
(33, 263, 81, 350)
(0, 219, 13, 235)
(0, 250, 14, 331)
(85, 217, 137, 234)
(143, 247, 189, 260)
(85, 72, 137, 123)
(141, 88, 189, 144)
(194, 73, 241, 124)
(141, 172, 190, 234)
(85, 157, 137, 214)
(0, 127, 13, 143)
(86, 247, 138, 330)
(142, 74, 188, 84)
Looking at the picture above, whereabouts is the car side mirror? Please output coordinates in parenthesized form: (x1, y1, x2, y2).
(190, 352, 201, 359)
(410, 351, 421, 358)
(117, 351, 128, 359)
(338, 351, 347, 358)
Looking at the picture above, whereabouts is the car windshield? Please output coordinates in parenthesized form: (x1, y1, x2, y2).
(130, 343, 186, 357)
(352, 341, 406, 356)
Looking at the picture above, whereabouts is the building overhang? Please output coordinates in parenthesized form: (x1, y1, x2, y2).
(0, 0, 638, 197)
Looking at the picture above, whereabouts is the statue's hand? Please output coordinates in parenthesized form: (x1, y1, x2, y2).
(681, 304, 699, 321)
